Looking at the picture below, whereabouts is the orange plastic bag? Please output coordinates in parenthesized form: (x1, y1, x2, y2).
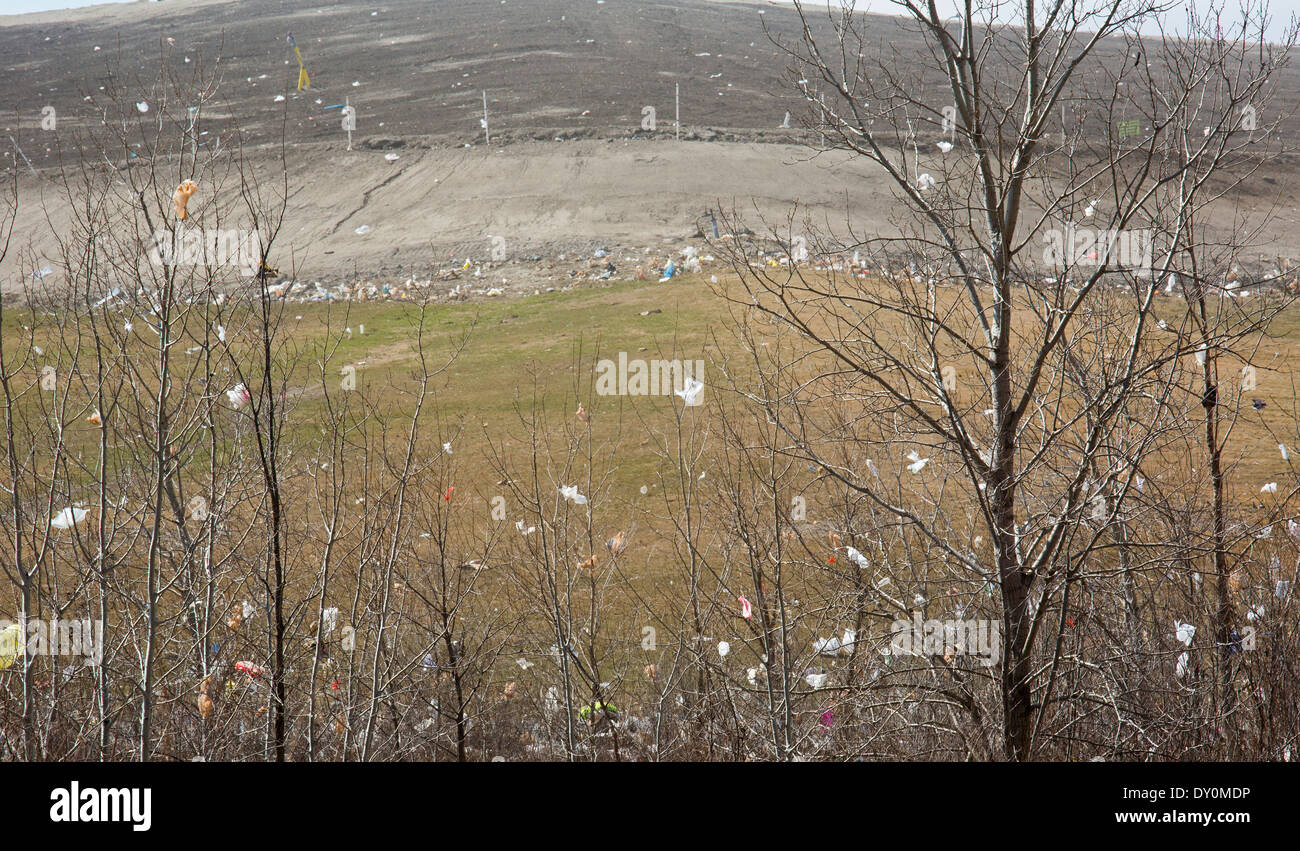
(173, 180, 197, 220)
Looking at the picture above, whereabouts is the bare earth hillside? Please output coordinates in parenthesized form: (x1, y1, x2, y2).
(2, 0, 1298, 291)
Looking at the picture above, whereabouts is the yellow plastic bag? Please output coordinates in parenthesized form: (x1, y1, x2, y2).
(0, 622, 23, 670)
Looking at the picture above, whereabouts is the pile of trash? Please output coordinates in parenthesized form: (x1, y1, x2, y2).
(45, 248, 1300, 312)
(247, 242, 724, 304)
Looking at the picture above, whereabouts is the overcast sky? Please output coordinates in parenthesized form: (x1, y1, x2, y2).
(0, 0, 129, 13)
(0, 0, 1297, 42)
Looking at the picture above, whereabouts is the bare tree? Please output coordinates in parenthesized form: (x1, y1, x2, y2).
(709, 0, 1297, 759)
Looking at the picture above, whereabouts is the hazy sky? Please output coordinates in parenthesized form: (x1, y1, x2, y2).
(0, 0, 1297, 41)
(0, 0, 134, 13)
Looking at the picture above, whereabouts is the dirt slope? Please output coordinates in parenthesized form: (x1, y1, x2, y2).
(2, 0, 1298, 291)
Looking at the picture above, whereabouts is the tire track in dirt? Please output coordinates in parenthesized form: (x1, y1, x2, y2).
(327, 162, 415, 237)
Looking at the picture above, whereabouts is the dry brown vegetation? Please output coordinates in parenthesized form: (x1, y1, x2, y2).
(3, 0, 1300, 762)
